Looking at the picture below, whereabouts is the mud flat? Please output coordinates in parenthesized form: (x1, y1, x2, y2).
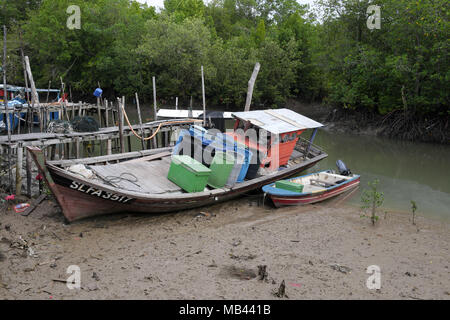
(0, 196, 449, 300)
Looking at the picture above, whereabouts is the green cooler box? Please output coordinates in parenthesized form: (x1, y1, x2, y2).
(207, 151, 235, 189)
(275, 180, 304, 193)
(168, 155, 211, 193)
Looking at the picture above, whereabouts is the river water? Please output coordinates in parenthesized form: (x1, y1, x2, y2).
(307, 129, 450, 221)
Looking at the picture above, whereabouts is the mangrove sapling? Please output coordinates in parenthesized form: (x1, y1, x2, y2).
(411, 200, 417, 225)
(360, 179, 384, 226)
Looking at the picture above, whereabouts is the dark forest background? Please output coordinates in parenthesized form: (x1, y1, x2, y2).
(1, 0, 448, 121)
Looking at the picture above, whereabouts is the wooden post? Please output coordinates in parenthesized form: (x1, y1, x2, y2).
(152, 76, 158, 121)
(165, 128, 169, 147)
(26, 148, 32, 197)
(107, 139, 112, 155)
(97, 97, 101, 127)
(152, 129, 158, 149)
(127, 135, 132, 152)
(121, 96, 125, 127)
(3, 25, 12, 192)
(201, 65, 206, 125)
(19, 30, 31, 133)
(24, 56, 40, 131)
(19, 30, 30, 104)
(75, 138, 81, 158)
(305, 128, 318, 159)
(111, 102, 115, 126)
(46, 80, 51, 103)
(78, 101, 82, 117)
(118, 98, 125, 153)
(105, 99, 109, 127)
(135, 92, 145, 150)
(17, 110, 21, 133)
(16, 146, 23, 196)
(65, 143, 70, 160)
(244, 62, 260, 112)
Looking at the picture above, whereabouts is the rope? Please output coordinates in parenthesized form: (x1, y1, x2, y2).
(103, 172, 141, 188)
(120, 103, 202, 141)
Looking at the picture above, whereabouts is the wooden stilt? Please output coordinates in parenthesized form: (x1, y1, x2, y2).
(16, 146, 23, 196)
(26, 148, 32, 197)
(105, 99, 109, 127)
(97, 97, 101, 127)
(107, 139, 112, 155)
(135, 93, 145, 150)
(118, 98, 125, 153)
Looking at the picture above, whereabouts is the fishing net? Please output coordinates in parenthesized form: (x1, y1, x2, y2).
(46, 120, 74, 134)
(71, 116, 99, 132)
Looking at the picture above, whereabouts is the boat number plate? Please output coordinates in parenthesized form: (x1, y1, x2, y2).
(69, 181, 134, 204)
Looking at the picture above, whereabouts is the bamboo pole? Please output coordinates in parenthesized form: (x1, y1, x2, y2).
(152, 76, 157, 121)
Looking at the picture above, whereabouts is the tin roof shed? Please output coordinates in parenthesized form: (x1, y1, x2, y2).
(231, 109, 323, 134)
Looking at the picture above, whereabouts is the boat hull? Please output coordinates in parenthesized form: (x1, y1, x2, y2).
(267, 176, 360, 207)
(29, 147, 327, 222)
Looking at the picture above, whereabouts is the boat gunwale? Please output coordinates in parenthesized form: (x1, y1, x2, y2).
(262, 170, 360, 197)
(45, 151, 328, 201)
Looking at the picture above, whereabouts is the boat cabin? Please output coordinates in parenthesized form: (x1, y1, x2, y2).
(226, 109, 323, 171)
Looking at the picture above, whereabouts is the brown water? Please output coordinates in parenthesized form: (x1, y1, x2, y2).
(307, 129, 450, 221)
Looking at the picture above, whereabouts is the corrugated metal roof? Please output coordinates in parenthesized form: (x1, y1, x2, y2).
(157, 109, 233, 119)
(231, 108, 323, 134)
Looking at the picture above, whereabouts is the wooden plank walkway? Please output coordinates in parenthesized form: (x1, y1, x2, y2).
(0, 120, 194, 149)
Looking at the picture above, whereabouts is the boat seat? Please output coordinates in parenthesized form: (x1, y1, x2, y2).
(310, 179, 336, 188)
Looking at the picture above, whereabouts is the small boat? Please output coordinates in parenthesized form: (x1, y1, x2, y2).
(28, 109, 328, 222)
(262, 164, 360, 207)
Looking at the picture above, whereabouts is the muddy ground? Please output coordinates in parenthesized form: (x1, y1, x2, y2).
(0, 193, 448, 300)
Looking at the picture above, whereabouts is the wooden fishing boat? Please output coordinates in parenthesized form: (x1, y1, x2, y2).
(28, 109, 328, 222)
(262, 170, 360, 207)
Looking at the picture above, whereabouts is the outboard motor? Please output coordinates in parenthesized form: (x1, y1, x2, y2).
(336, 160, 351, 176)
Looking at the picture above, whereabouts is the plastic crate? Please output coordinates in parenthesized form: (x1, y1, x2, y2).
(189, 125, 214, 146)
(172, 131, 205, 165)
(207, 151, 235, 189)
(224, 151, 245, 188)
(210, 135, 252, 183)
(168, 155, 211, 193)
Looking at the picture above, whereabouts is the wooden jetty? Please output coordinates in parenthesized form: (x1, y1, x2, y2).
(0, 118, 200, 198)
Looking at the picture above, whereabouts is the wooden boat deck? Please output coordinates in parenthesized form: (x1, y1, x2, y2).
(89, 156, 183, 194)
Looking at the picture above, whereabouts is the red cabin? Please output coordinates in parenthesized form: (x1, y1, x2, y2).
(226, 109, 323, 171)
